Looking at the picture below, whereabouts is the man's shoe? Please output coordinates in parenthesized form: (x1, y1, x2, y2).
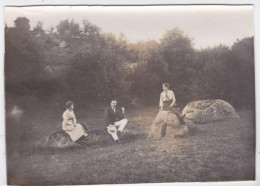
(115, 139, 122, 144)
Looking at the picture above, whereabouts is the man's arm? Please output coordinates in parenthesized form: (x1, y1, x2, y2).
(116, 107, 125, 120)
(104, 108, 111, 126)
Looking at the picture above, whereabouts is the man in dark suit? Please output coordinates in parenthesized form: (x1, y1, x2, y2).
(105, 99, 128, 143)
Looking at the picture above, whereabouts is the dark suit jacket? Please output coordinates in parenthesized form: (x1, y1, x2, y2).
(104, 107, 124, 126)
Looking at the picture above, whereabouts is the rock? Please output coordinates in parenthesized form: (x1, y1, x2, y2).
(166, 125, 189, 138)
(47, 128, 119, 148)
(182, 99, 239, 124)
(47, 130, 75, 148)
(183, 118, 197, 134)
(46, 123, 90, 148)
(147, 110, 190, 139)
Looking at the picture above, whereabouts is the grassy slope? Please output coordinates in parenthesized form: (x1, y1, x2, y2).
(6, 107, 255, 185)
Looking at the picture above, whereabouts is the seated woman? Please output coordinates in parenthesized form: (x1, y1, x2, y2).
(62, 101, 88, 142)
(159, 83, 182, 117)
(147, 83, 184, 139)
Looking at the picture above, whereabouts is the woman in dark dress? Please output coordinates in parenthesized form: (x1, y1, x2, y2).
(159, 83, 181, 115)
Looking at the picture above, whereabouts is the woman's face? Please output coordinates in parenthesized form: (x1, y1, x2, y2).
(163, 85, 168, 91)
(69, 104, 74, 110)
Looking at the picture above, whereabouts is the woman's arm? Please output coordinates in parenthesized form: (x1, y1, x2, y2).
(72, 112, 77, 124)
(170, 92, 176, 107)
(62, 111, 70, 124)
(63, 111, 75, 125)
(117, 107, 125, 120)
(159, 93, 164, 110)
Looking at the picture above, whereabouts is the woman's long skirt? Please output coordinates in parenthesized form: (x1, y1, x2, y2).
(63, 124, 87, 142)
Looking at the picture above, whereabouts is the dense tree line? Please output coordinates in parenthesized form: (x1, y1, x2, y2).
(5, 17, 255, 110)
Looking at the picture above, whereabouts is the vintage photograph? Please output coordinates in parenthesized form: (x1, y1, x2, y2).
(4, 5, 255, 185)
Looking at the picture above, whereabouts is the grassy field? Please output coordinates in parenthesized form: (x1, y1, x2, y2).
(6, 106, 255, 185)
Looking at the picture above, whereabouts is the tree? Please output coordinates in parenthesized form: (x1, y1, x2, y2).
(128, 40, 168, 105)
(229, 37, 254, 109)
(159, 28, 196, 104)
(14, 17, 30, 31)
(5, 17, 255, 110)
(33, 21, 45, 36)
(5, 17, 42, 85)
(193, 45, 231, 100)
(159, 28, 195, 72)
(56, 19, 81, 45)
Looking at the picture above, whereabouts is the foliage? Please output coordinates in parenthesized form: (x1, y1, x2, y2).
(159, 28, 196, 104)
(5, 17, 255, 110)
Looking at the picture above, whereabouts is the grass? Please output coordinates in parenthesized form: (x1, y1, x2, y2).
(6, 105, 255, 185)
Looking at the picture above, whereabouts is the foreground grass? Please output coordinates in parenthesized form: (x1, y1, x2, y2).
(6, 107, 255, 185)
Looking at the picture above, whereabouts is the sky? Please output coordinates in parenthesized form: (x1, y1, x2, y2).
(4, 5, 254, 49)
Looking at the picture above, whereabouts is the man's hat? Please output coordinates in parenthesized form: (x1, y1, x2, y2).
(108, 125, 117, 132)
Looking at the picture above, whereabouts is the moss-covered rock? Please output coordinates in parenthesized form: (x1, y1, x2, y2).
(182, 99, 239, 124)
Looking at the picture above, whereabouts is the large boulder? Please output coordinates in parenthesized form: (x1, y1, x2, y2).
(47, 130, 75, 148)
(182, 99, 239, 123)
(147, 110, 194, 139)
(47, 128, 139, 148)
(47, 123, 91, 148)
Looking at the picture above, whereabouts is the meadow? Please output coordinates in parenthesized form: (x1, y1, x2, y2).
(4, 12, 255, 185)
(6, 105, 255, 185)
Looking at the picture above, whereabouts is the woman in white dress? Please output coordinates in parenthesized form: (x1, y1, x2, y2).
(62, 101, 88, 142)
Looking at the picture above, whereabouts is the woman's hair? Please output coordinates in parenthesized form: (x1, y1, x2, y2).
(66, 101, 74, 109)
(162, 83, 170, 88)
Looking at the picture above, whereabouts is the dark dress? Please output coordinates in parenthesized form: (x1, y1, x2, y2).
(162, 100, 181, 115)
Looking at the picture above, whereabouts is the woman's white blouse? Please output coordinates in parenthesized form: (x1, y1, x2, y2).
(159, 90, 176, 107)
(62, 109, 77, 126)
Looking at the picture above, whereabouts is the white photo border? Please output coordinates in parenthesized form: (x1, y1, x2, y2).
(0, 1, 259, 186)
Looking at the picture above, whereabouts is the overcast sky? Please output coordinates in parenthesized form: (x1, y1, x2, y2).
(4, 5, 254, 49)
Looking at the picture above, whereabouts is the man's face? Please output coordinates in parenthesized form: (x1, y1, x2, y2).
(111, 101, 117, 108)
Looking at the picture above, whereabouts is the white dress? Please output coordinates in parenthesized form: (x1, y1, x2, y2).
(62, 109, 87, 142)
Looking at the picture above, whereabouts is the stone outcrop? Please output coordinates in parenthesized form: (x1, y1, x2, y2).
(182, 99, 239, 124)
(147, 110, 195, 139)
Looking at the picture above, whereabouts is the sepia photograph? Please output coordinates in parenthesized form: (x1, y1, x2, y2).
(4, 5, 255, 185)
